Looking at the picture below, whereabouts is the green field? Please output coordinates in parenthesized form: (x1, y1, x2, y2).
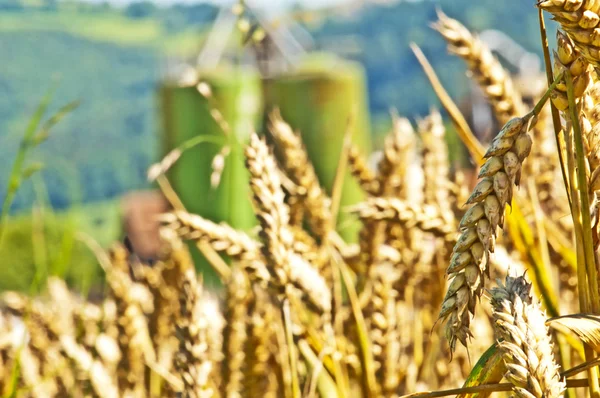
(0, 199, 122, 293)
(0, 10, 205, 54)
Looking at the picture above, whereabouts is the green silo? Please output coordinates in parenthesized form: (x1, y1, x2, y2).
(265, 54, 372, 242)
(159, 66, 262, 285)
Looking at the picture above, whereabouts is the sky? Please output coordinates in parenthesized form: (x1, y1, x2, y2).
(89, 0, 354, 9)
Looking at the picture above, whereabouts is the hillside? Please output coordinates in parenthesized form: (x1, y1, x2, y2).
(0, 2, 212, 212)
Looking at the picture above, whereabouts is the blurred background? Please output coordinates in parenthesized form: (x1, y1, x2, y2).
(0, 0, 554, 294)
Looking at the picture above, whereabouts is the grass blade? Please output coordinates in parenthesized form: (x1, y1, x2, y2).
(457, 343, 505, 398)
(410, 42, 485, 161)
(0, 86, 57, 242)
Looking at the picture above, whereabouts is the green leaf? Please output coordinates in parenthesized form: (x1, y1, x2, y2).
(30, 100, 81, 147)
(458, 343, 506, 398)
(21, 162, 45, 180)
(1, 85, 56, 236)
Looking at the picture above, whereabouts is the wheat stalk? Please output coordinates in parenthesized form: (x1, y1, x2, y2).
(490, 274, 565, 398)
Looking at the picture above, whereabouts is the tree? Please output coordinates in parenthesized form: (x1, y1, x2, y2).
(124, 1, 156, 19)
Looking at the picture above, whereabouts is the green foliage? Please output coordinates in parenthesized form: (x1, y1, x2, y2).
(0, 199, 122, 294)
(0, 30, 159, 211)
(0, 82, 80, 246)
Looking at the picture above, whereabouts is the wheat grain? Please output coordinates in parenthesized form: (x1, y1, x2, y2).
(356, 218, 383, 277)
(285, 187, 306, 229)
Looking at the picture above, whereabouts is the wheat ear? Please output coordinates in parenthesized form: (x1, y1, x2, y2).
(376, 114, 417, 198)
(439, 113, 535, 352)
(490, 275, 565, 398)
(268, 110, 333, 242)
(161, 211, 272, 283)
(161, 211, 260, 261)
(175, 268, 216, 398)
(583, 81, 600, 184)
(356, 115, 417, 278)
(418, 109, 453, 216)
(220, 266, 251, 398)
(538, 0, 600, 68)
(245, 133, 331, 314)
(348, 143, 380, 195)
(353, 197, 456, 244)
(551, 30, 600, 195)
(107, 245, 156, 395)
(550, 30, 591, 111)
(60, 335, 120, 398)
(432, 11, 525, 123)
(245, 287, 282, 398)
(364, 262, 401, 397)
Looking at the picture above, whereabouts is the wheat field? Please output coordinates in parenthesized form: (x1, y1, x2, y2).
(5, 2, 600, 397)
